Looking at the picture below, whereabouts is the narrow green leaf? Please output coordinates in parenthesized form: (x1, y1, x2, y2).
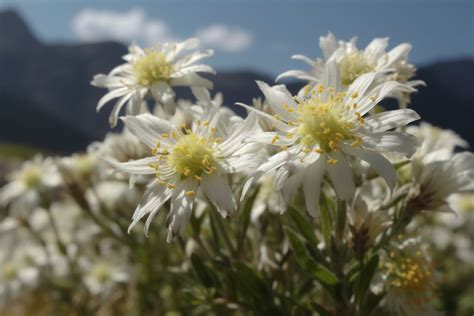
(233, 262, 275, 314)
(361, 291, 385, 315)
(284, 227, 338, 291)
(287, 206, 318, 246)
(358, 255, 380, 300)
(319, 195, 332, 246)
(237, 188, 258, 253)
(190, 253, 216, 288)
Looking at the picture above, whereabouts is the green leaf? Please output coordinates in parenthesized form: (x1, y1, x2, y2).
(319, 195, 332, 246)
(234, 262, 269, 298)
(284, 227, 338, 292)
(361, 291, 385, 315)
(190, 253, 216, 288)
(358, 255, 380, 301)
(287, 206, 318, 245)
(237, 188, 258, 253)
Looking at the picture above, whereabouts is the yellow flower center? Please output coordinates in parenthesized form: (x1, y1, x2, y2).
(2, 263, 18, 280)
(296, 90, 360, 153)
(386, 250, 436, 306)
(452, 193, 474, 213)
(75, 154, 96, 176)
(150, 129, 221, 180)
(338, 53, 374, 86)
(133, 51, 173, 87)
(19, 166, 42, 188)
(92, 263, 111, 284)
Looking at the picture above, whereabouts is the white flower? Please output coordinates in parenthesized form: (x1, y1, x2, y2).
(407, 122, 469, 163)
(278, 33, 423, 106)
(0, 156, 61, 213)
(240, 61, 420, 216)
(88, 129, 149, 164)
(91, 38, 215, 127)
(250, 173, 285, 222)
(58, 153, 98, 188)
(82, 260, 129, 296)
(105, 109, 262, 241)
(381, 240, 441, 316)
(0, 235, 43, 306)
(348, 196, 390, 257)
(408, 151, 474, 213)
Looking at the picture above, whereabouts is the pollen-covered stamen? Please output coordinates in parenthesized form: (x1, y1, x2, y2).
(338, 52, 374, 86)
(296, 90, 361, 153)
(133, 51, 173, 87)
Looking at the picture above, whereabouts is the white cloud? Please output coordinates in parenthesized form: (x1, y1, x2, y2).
(72, 8, 175, 46)
(196, 24, 252, 52)
(72, 8, 252, 53)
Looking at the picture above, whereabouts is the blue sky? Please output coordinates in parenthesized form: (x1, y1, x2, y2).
(1, 0, 473, 76)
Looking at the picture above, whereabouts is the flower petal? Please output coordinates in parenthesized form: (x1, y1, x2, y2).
(201, 174, 237, 217)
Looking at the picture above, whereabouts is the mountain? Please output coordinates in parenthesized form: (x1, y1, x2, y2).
(0, 92, 94, 153)
(0, 9, 473, 154)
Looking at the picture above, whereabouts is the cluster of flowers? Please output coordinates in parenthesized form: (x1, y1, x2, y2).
(1, 34, 473, 315)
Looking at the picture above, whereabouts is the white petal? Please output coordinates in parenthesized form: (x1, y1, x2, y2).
(364, 38, 389, 64)
(357, 81, 415, 115)
(103, 156, 157, 175)
(96, 87, 130, 111)
(236, 103, 292, 132)
(276, 70, 317, 82)
(219, 112, 260, 156)
(245, 132, 296, 147)
(109, 94, 132, 127)
(385, 43, 412, 68)
(166, 178, 197, 241)
(321, 60, 341, 94)
(241, 150, 291, 200)
(341, 144, 396, 190)
(178, 64, 215, 75)
(364, 109, 420, 132)
(175, 49, 214, 68)
(121, 114, 175, 148)
(170, 73, 213, 89)
(326, 152, 355, 201)
(292, 54, 316, 66)
(303, 156, 325, 217)
(362, 131, 420, 157)
(281, 168, 305, 206)
(201, 174, 237, 217)
(319, 32, 339, 60)
(127, 181, 173, 234)
(256, 81, 297, 121)
(344, 72, 377, 104)
(218, 153, 264, 174)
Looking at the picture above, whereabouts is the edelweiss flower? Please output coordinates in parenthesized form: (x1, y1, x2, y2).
(88, 129, 149, 164)
(407, 122, 469, 163)
(382, 240, 440, 316)
(348, 196, 390, 258)
(241, 61, 420, 216)
(0, 156, 61, 212)
(408, 151, 474, 213)
(278, 33, 423, 106)
(82, 260, 130, 296)
(92, 38, 214, 127)
(106, 110, 262, 241)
